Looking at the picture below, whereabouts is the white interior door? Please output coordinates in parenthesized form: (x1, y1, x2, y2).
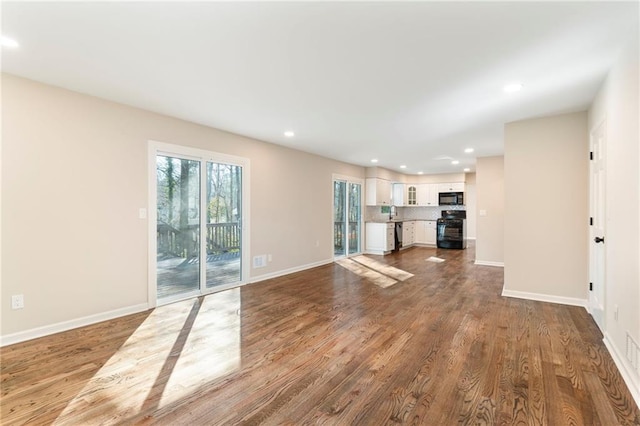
(589, 120, 606, 332)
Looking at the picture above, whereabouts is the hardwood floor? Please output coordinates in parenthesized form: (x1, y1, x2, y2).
(2, 244, 639, 425)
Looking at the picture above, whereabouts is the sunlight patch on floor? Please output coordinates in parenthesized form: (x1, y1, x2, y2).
(351, 256, 414, 281)
(54, 290, 241, 424)
(336, 256, 413, 288)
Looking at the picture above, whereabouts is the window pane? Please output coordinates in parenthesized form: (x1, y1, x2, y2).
(156, 156, 200, 299)
(334, 181, 347, 256)
(206, 162, 242, 287)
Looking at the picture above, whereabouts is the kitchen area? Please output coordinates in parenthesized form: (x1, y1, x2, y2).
(363, 172, 475, 255)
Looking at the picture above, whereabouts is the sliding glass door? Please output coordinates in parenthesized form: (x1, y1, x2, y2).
(156, 156, 201, 299)
(333, 177, 362, 258)
(205, 162, 242, 288)
(348, 182, 362, 255)
(152, 143, 248, 305)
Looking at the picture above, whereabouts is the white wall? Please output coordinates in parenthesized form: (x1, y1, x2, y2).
(503, 112, 588, 304)
(464, 173, 477, 239)
(1, 74, 364, 340)
(475, 156, 504, 265)
(588, 30, 640, 402)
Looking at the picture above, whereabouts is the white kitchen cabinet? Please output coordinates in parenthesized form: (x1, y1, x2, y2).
(366, 178, 392, 206)
(415, 220, 437, 245)
(365, 222, 395, 254)
(392, 183, 405, 206)
(415, 184, 428, 206)
(406, 185, 418, 205)
(402, 220, 415, 248)
(425, 220, 437, 245)
(415, 220, 427, 243)
(438, 182, 465, 193)
(416, 184, 439, 206)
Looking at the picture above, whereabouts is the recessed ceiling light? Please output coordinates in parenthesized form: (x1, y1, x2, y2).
(400, 165, 407, 169)
(451, 160, 459, 165)
(417, 171, 424, 175)
(1, 36, 19, 49)
(503, 82, 523, 93)
(284, 131, 295, 137)
(371, 158, 379, 163)
(464, 148, 474, 153)
(464, 168, 471, 172)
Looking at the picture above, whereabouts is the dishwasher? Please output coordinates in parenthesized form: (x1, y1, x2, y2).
(394, 222, 403, 251)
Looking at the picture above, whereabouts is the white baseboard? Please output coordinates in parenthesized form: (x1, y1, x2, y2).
(250, 258, 334, 284)
(474, 260, 504, 267)
(0, 303, 150, 347)
(603, 333, 640, 409)
(501, 289, 588, 308)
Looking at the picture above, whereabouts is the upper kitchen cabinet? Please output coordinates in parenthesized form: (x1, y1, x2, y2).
(392, 183, 405, 206)
(417, 184, 438, 206)
(393, 183, 439, 206)
(438, 182, 465, 193)
(406, 185, 418, 205)
(366, 178, 392, 206)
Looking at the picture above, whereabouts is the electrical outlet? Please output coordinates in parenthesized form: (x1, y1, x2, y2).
(11, 294, 24, 310)
(252, 255, 267, 268)
(267, 254, 272, 262)
(614, 305, 619, 321)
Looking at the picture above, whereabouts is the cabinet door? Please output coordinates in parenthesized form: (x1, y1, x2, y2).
(438, 182, 465, 193)
(392, 184, 405, 206)
(414, 221, 427, 243)
(416, 184, 428, 206)
(366, 178, 392, 206)
(426, 184, 439, 206)
(406, 185, 417, 205)
(376, 179, 392, 205)
(425, 221, 437, 244)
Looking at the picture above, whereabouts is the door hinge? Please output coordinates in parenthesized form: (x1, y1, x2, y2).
(589, 282, 593, 291)
(590, 217, 593, 226)
(590, 151, 594, 160)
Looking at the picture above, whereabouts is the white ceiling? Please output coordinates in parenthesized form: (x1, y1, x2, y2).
(2, 2, 637, 174)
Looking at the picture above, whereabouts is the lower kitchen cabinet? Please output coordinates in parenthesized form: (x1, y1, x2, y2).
(402, 220, 415, 249)
(365, 222, 395, 255)
(415, 220, 437, 245)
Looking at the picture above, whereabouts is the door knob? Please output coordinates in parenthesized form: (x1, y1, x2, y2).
(594, 236, 605, 243)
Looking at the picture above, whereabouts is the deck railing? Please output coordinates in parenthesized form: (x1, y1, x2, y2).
(157, 222, 240, 258)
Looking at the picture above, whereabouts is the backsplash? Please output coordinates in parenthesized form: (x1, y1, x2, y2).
(365, 205, 465, 221)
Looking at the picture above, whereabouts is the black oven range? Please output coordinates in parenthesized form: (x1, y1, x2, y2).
(437, 210, 467, 249)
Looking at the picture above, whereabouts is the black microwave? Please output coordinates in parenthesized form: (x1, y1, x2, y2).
(439, 191, 464, 206)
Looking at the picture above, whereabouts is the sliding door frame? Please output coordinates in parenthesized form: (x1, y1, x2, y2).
(148, 140, 251, 308)
(332, 174, 364, 260)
